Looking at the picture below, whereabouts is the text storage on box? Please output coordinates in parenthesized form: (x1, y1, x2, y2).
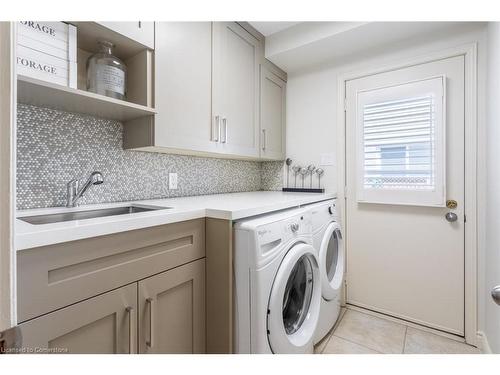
(17, 21, 77, 88)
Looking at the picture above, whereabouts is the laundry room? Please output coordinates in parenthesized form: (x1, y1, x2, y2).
(1, 0, 500, 374)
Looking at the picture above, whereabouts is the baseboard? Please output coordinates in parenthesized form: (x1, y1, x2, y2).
(476, 331, 492, 354)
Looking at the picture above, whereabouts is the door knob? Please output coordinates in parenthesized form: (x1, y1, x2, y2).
(445, 212, 458, 222)
(492, 285, 500, 306)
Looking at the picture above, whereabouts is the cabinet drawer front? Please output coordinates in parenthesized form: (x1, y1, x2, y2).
(18, 283, 137, 354)
(18, 218, 205, 322)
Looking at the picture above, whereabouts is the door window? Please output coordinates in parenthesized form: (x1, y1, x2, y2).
(282, 255, 314, 335)
(356, 76, 446, 206)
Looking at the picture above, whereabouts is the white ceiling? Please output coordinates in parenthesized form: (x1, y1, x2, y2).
(249, 22, 301, 36)
(262, 22, 486, 73)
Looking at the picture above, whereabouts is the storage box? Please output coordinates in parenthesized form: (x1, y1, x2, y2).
(17, 21, 77, 88)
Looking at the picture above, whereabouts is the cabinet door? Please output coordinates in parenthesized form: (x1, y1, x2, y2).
(260, 65, 286, 160)
(154, 22, 219, 154)
(138, 259, 206, 354)
(213, 22, 261, 158)
(19, 284, 137, 354)
(98, 22, 155, 49)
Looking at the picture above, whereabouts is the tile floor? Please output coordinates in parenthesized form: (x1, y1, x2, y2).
(315, 308, 481, 354)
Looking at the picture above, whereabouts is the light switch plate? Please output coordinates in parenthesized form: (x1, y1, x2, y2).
(169, 173, 178, 190)
(320, 153, 336, 166)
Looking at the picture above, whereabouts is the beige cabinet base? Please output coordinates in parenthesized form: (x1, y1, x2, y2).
(17, 219, 205, 322)
(15, 217, 233, 353)
(138, 259, 206, 353)
(19, 284, 137, 354)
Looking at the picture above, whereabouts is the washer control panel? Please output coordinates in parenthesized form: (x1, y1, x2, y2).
(254, 211, 312, 251)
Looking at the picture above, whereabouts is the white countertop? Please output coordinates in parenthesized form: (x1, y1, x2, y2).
(16, 191, 335, 250)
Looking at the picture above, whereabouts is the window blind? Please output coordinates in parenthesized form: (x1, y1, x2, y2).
(355, 76, 445, 207)
(363, 95, 436, 191)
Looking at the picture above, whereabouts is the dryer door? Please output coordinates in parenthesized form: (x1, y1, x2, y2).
(319, 222, 344, 301)
(267, 243, 321, 354)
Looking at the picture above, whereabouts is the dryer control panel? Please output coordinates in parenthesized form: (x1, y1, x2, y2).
(309, 199, 339, 231)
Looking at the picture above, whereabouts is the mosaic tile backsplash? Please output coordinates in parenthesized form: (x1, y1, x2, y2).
(17, 104, 284, 210)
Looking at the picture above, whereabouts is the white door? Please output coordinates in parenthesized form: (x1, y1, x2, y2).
(345, 56, 465, 335)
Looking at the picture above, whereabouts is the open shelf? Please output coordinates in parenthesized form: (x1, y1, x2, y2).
(17, 75, 156, 122)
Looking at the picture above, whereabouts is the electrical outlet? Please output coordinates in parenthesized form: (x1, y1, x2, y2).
(320, 153, 336, 166)
(169, 173, 178, 190)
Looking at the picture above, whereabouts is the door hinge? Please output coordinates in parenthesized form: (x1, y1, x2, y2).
(464, 214, 467, 223)
(344, 98, 348, 112)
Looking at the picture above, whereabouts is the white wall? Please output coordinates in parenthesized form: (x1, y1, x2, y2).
(484, 22, 500, 353)
(286, 24, 487, 193)
(285, 24, 490, 346)
(286, 70, 338, 192)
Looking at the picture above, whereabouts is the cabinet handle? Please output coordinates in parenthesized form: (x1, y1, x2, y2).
(146, 297, 154, 348)
(262, 129, 266, 150)
(126, 306, 134, 354)
(222, 118, 228, 143)
(212, 116, 220, 142)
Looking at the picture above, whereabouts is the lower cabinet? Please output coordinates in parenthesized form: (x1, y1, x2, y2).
(19, 259, 206, 354)
(138, 259, 206, 354)
(19, 284, 137, 354)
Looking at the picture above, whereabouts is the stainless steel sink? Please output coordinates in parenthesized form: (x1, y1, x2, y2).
(18, 205, 170, 225)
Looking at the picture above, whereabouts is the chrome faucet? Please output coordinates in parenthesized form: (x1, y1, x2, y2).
(66, 171, 104, 207)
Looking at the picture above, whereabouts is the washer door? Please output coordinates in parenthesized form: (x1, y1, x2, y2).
(319, 222, 344, 301)
(267, 243, 321, 354)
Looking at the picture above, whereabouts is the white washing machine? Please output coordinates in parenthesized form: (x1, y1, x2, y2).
(308, 199, 344, 344)
(233, 208, 322, 354)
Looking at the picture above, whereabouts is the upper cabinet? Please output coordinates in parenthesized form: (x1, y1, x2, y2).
(16, 21, 284, 160)
(96, 22, 155, 49)
(122, 22, 286, 161)
(152, 22, 217, 155)
(212, 22, 262, 158)
(260, 64, 286, 160)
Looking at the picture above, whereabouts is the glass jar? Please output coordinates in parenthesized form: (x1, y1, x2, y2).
(86, 41, 127, 100)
